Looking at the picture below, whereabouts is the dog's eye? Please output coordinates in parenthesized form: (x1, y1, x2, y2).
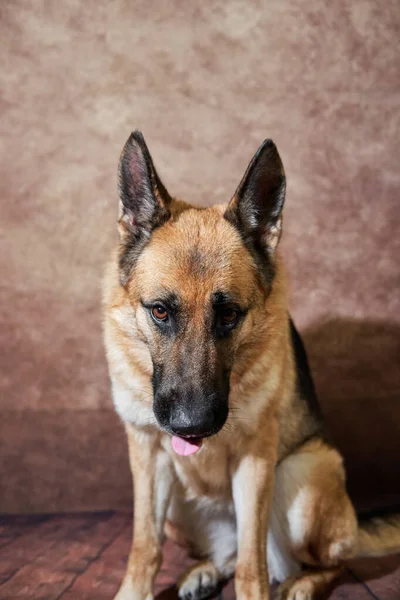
(221, 308, 239, 326)
(152, 305, 169, 322)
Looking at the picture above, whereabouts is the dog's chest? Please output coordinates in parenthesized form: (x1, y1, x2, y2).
(164, 439, 232, 500)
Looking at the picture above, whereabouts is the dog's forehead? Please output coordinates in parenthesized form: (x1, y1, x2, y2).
(135, 207, 256, 304)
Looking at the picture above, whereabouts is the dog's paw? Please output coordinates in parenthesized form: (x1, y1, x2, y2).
(276, 577, 315, 600)
(178, 561, 221, 600)
(276, 567, 341, 600)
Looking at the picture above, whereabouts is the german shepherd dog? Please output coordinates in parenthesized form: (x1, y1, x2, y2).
(103, 131, 400, 600)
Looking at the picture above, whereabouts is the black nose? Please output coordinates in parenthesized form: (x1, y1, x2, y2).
(169, 405, 215, 438)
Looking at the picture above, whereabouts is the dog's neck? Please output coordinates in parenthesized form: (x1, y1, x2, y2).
(227, 255, 294, 435)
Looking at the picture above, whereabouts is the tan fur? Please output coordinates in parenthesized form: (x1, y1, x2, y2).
(357, 515, 400, 558)
(276, 567, 343, 600)
(273, 439, 358, 568)
(114, 425, 173, 600)
(104, 166, 399, 600)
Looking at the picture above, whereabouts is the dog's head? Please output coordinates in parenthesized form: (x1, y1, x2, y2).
(117, 131, 286, 454)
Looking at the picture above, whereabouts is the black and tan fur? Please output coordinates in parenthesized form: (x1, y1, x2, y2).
(103, 131, 400, 600)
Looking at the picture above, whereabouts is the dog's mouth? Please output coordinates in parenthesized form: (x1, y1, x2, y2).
(171, 435, 204, 456)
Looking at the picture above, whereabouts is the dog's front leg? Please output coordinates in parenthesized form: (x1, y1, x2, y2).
(232, 449, 276, 600)
(115, 424, 174, 600)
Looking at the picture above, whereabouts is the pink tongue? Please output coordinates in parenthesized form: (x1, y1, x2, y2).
(172, 436, 203, 456)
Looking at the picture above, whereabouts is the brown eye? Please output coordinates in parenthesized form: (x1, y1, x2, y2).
(152, 305, 168, 322)
(221, 308, 239, 326)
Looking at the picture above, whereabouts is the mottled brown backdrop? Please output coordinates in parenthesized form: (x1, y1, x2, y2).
(1, 0, 399, 513)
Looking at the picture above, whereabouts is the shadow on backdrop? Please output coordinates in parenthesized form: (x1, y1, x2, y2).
(302, 318, 400, 513)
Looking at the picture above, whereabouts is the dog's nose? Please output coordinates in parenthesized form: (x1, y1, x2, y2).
(169, 405, 215, 438)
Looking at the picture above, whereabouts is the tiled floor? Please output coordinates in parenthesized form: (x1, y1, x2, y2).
(0, 513, 398, 599)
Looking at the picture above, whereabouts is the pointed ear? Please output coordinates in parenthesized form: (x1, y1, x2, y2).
(224, 139, 286, 254)
(117, 131, 172, 285)
(118, 130, 172, 239)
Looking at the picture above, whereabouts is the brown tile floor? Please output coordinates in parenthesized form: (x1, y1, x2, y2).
(0, 513, 398, 599)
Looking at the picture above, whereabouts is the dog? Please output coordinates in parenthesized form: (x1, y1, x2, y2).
(103, 131, 400, 600)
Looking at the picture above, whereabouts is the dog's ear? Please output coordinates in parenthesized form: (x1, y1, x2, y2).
(224, 139, 286, 254)
(117, 131, 172, 284)
(118, 130, 172, 240)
